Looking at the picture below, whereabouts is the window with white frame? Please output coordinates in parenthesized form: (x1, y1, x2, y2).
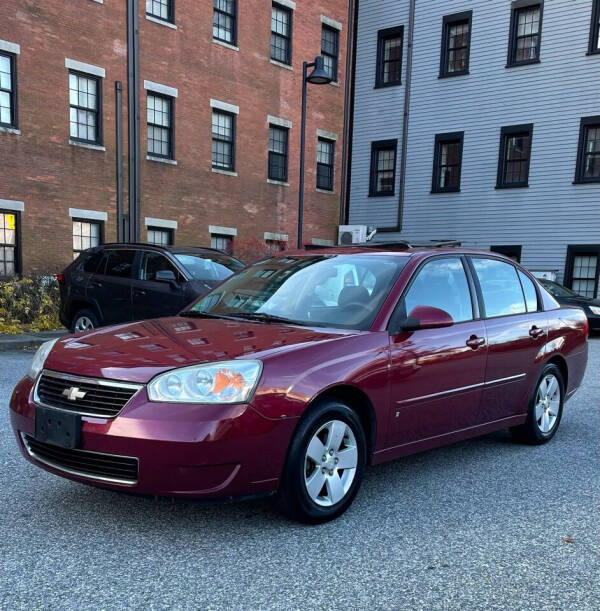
(69, 72, 101, 143)
(212, 110, 235, 171)
(211, 233, 233, 254)
(72, 219, 102, 259)
(0, 52, 17, 128)
(146, 0, 173, 23)
(147, 94, 173, 159)
(213, 0, 237, 45)
(147, 226, 173, 246)
(0, 210, 18, 277)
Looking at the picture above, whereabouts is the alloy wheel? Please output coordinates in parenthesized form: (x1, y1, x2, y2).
(304, 419, 358, 507)
(535, 374, 561, 434)
(74, 316, 94, 332)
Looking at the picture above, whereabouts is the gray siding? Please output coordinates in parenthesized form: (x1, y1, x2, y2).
(349, 0, 410, 227)
(349, 0, 600, 291)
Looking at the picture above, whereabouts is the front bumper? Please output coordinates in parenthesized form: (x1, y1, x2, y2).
(10, 376, 297, 499)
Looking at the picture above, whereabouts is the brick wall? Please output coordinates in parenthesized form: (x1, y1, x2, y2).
(0, 0, 349, 273)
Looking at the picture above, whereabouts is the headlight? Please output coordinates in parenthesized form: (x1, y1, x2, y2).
(589, 306, 600, 316)
(27, 338, 58, 379)
(147, 360, 263, 404)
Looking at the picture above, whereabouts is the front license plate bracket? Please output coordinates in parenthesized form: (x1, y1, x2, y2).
(35, 406, 81, 449)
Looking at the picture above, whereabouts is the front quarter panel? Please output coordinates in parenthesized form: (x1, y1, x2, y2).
(251, 332, 391, 447)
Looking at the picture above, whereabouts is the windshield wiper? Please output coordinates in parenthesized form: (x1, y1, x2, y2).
(179, 311, 242, 321)
(225, 312, 301, 325)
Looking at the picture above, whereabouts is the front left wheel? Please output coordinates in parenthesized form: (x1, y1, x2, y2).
(276, 400, 367, 524)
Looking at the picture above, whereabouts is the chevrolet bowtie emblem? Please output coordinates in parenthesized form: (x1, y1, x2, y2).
(62, 386, 87, 401)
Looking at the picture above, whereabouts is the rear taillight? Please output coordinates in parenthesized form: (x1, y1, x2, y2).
(55, 273, 65, 285)
(583, 313, 589, 338)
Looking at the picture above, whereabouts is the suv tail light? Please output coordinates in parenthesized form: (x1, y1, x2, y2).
(55, 273, 65, 285)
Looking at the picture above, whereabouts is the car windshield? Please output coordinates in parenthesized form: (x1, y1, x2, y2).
(174, 253, 243, 282)
(187, 254, 408, 330)
(540, 280, 579, 298)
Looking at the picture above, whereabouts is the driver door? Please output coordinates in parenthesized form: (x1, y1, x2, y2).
(387, 256, 487, 446)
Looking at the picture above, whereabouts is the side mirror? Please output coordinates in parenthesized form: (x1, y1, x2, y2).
(155, 269, 177, 284)
(400, 306, 454, 331)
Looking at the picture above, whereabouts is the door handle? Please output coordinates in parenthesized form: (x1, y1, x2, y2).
(466, 335, 486, 349)
(133, 289, 146, 296)
(529, 325, 545, 339)
(90, 280, 102, 288)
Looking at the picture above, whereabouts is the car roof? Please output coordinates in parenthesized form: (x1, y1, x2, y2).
(276, 245, 511, 260)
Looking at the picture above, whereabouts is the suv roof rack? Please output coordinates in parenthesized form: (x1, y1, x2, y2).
(304, 239, 461, 251)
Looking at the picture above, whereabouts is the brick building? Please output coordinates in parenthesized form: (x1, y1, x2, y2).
(0, 0, 352, 275)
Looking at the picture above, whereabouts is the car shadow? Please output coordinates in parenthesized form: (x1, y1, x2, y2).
(36, 427, 526, 533)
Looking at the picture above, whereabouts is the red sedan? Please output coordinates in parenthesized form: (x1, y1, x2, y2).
(10, 247, 589, 522)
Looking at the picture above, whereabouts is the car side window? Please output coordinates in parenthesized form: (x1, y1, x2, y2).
(518, 270, 539, 312)
(402, 257, 473, 323)
(139, 252, 180, 282)
(471, 257, 526, 317)
(103, 250, 135, 279)
(83, 251, 104, 274)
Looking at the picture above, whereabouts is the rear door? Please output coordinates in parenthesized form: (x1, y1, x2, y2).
(388, 255, 488, 445)
(131, 250, 187, 320)
(468, 256, 548, 424)
(89, 249, 136, 325)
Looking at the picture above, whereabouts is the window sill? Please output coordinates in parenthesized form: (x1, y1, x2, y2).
(505, 59, 540, 68)
(368, 192, 395, 198)
(0, 126, 20, 135)
(438, 71, 470, 79)
(147, 155, 177, 165)
(69, 140, 106, 151)
(213, 39, 239, 51)
(145, 14, 177, 29)
(431, 188, 461, 194)
(328, 81, 340, 87)
(267, 178, 289, 186)
(586, 49, 600, 55)
(495, 183, 529, 189)
(270, 59, 293, 71)
(212, 167, 238, 177)
(374, 81, 402, 89)
(316, 188, 335, 194)
(573, 179, 600, 185)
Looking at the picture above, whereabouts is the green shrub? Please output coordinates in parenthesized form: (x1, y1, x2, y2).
(0, 275, 61, 334)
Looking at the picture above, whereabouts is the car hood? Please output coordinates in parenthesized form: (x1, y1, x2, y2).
(43, 316, 358, 383)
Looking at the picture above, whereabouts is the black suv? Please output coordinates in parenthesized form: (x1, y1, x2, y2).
(58, 244, 244, 332)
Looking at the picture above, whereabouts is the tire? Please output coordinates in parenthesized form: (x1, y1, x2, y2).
(71, 309, 99, 333)
(510, 363, 565, 445)
(276, 400, 367, 524)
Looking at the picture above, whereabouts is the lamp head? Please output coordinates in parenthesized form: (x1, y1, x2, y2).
(306, 56, 333, 85)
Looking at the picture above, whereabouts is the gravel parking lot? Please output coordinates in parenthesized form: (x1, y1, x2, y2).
(1, 341, 598, 610)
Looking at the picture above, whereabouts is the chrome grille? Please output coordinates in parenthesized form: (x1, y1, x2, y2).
(35, 370, 142, 418)
(23, 434, 138, 484)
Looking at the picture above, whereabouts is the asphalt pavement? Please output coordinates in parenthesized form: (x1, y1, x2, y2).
(1, 342, 598, 610)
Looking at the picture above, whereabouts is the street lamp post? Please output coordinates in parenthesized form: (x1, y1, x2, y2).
(297, 56, 332, 249)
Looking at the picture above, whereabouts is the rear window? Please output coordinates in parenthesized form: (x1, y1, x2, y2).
(472, 257, 526, 317)
(83, 251, 104, 274)
(103, 250, 135, 279)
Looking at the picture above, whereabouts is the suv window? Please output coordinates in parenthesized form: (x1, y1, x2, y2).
(471, 257, 526, 317)
(82, 251, 104, 274)
(402, 257, 473, 323)
(139, 251, 180, 282)
(518, 270, 538, 312)
(103, 250, 135, 279)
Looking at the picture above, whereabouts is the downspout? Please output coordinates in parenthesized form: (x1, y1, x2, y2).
(340, 0, 359, 226)
(126, 0, 140, 243)
(396, 0, 416, 232)
(115, 81, 124, 242)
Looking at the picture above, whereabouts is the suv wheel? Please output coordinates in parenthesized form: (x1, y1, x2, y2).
(276, 400, 367, 523)
(71, 309, 99, 333)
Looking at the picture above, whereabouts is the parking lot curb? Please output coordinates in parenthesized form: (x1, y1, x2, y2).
(0, 330, 68, 352)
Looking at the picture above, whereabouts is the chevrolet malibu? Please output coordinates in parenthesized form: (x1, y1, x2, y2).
(10, 247, 589, 523)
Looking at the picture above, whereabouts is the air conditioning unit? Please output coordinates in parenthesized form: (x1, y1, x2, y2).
(338, 225, 368, 245)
